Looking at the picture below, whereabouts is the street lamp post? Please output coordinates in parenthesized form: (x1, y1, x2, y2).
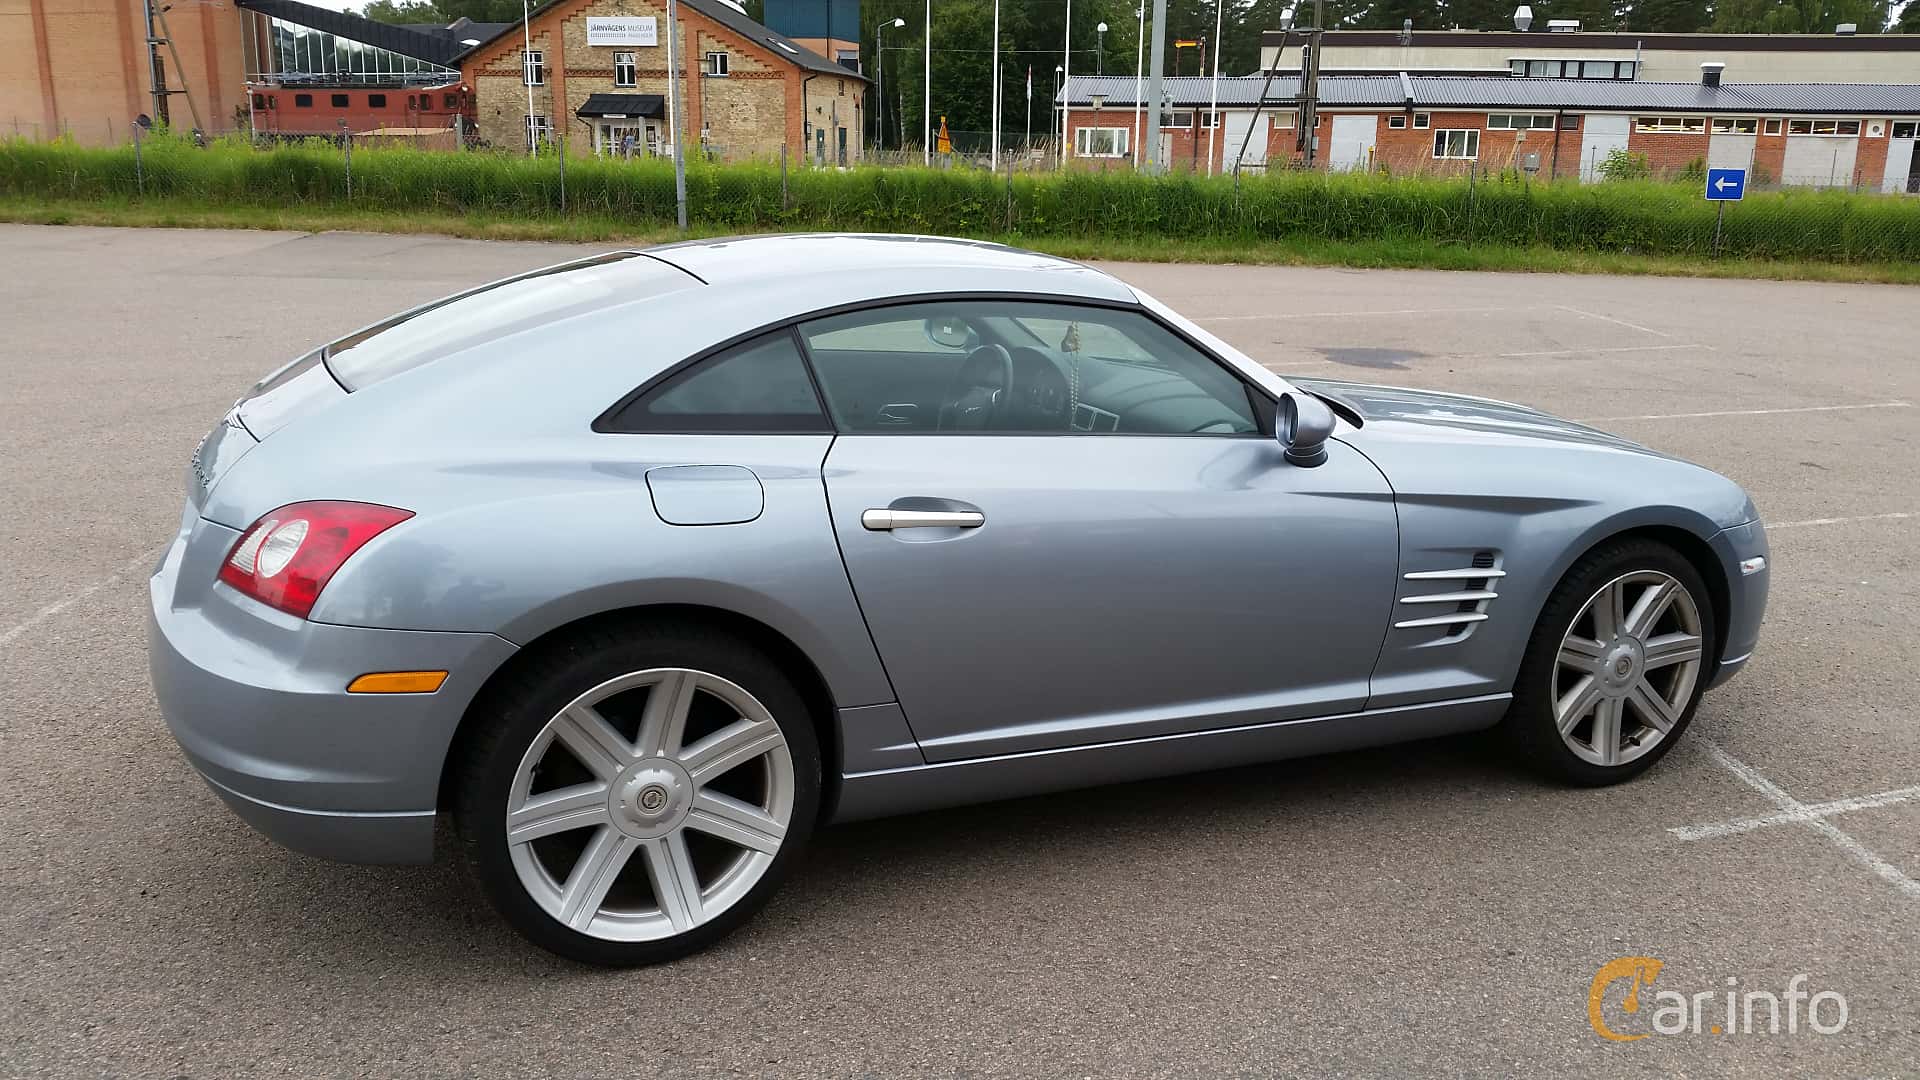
(1097, 22, 1107, 75)
(1053, 63, 1064, 166)
(875, 17, 904, 150)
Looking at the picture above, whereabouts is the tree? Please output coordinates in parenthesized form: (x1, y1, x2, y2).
(1619, 0, 1709, 31)
(1711, 0, 1890, 31)
(362, 0, 449, 22)
(1898, 0, 1919, 30)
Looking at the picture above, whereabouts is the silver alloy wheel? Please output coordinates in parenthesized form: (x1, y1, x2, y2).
(505, 668, 795, 942)
(1553, 570, 1705, 767)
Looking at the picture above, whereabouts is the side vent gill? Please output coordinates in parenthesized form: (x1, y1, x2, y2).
(1396, 551, 1502, 641)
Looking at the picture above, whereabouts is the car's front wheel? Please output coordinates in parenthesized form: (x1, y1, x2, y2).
(1505, 539, 1715, 785)
(451, 624, 820, 966)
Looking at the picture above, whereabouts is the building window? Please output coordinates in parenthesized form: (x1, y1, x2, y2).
(1488, 113, 1555, 130)
(1511, 58, 1633, 80)
(1560, 113, 1579, 129)
(1786, 119, 1860, 136)
(1711, 117, 1758, 134)
(368, 93, 387, 108)
(526, 114, 551, 148)
(523, 50, 544, 86)
(252, 93, 268, 109)
(1413, 112, 1430, 129)
(331, 93, 349, 107)
(1432, 129, 1479, 159)
(1636, 116, 1706, 133)
(1075, 126, 1130, 158)
(705, 51, 729, 77)
(613, 51, 637, 87)
(1388, 115, 1406, 129)
(1764, 118, 1783, 135)
(1163, 111, 1194, 129)
(294, 93, 313, 108)
(1894, 122, 1918, 139)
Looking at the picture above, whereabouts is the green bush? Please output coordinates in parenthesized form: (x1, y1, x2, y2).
(1596, 148, 1652, 183)
(4, 134, 1919, 263)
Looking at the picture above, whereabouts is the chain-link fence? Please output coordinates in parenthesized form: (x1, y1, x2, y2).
(5, 126, 1919, 264)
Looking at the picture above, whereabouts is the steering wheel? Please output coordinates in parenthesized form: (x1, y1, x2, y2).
(937, 344, 1015, 431)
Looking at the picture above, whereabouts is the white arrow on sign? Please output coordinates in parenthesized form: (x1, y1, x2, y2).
(1715, 176, 1737, 191)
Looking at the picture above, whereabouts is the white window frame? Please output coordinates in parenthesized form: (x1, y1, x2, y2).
(1162, 110, 1194, 129)
(1074, 125, 1130, 158)
(1413, 112, 1430, 129)
(1432, 128, 1479, 160)
(1388, 114, 1407, 129)
(1636, 116, 1705, 133)
(1764, 118, 1783, 136)
(525, 113, 551, 148)
(1711, 117, 1759, 135)
(1893, 121, 1918, 140)
(705, 51, 730, 77)
(614, 51, 637, 88)
(1786, 118, 1861, 137)
(523, 49, 544, 87)
(1488, 113, 1555, 130)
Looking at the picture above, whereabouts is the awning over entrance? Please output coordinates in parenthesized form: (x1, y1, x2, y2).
(576, 94, 666, 120)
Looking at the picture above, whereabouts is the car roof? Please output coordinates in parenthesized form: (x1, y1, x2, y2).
(641, 234, 1135, 303)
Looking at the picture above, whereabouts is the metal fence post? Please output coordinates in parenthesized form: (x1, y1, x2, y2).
(557, 134, 567, 214)
(1004, 157, 1014, 233)
(1465, 161, 1475, 243)
(339, 120, 352, 201)
(780, 144, 789, 213)
(131, 122, 144, 196)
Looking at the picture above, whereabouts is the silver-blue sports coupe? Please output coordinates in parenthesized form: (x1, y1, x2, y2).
(150, 235, 1769, 965)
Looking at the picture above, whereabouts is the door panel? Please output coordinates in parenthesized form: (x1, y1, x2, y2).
(1579, 115, 1630, 182)
(1330, 115, 1376, 172)
(823, 435, 1399, 762)
(1222, 111, 1268, 171)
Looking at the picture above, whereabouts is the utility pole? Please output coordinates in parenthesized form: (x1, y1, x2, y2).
(1143, 0, 1166, 173)
(143, 0, 169, 127)
(666, 0, 689, 227)
(1299, 0, 1325, 169)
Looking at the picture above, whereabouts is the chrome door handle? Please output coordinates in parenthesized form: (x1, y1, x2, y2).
(861, 509, 985, 531)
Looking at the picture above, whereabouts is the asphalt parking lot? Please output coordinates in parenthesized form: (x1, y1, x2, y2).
(2, 224, 1916, 1077)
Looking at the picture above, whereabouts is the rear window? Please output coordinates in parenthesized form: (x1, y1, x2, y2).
(323, 253, 693, 390)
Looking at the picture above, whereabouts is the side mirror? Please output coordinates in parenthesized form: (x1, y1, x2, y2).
(1278, 392, 1335, 467)
(924, 316, 975, 350)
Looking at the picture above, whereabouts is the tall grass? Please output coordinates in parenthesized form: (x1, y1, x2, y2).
(5, 133, 1918, 263)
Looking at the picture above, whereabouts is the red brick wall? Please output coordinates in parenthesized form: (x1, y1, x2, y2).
(1626, 125, 1710, 177)
(1753, 124, 1786, 184)
(1857, 122, 1891, 188)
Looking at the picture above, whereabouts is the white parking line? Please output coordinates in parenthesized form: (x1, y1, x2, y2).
(1671, 783, 1920, 841)
(1693, 739, 1920, 900)
(0, 549, 159, 648)
(1195, 305, 1538, 323)
(1768, 512, 1913, 530)
(1556, 305, 1673, 339)
(1578, 401, 1911, 423)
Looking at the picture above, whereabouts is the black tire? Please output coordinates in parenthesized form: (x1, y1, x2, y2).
(1502, 538, 1717, 786)
(449, 620, 822, 966)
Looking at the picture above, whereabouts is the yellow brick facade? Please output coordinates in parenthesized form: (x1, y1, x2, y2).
(462, 0, 863, 163)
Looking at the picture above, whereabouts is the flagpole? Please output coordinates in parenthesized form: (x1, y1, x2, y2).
(1205, 0, 1222, 174)
(923, 0, 931, 166)
(990, 0, 1001, 171)
(1025, 66, 1031, 152)
(1060, 0, 1071, 168)
(1132, 2, 1144, 168)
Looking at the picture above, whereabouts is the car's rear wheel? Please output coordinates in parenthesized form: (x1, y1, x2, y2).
(1504, 540, 1714, 785)
(451, 624, 820, 966)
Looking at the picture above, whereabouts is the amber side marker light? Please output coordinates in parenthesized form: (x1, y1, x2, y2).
(346, 671, 449, 694)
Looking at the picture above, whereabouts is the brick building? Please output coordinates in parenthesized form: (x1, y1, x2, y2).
(459, 0, 867, 162)
(2, 0, 247, 143)
(1062, 74, 1920, 192)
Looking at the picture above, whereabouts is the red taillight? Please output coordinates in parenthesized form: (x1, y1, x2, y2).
(217, 501, 413, 619)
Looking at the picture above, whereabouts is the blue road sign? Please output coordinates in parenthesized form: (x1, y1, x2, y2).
(1705, 168, 1747, 201)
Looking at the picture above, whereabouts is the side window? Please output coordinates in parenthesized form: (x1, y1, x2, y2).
(606, 330, 829, 433)
(797, 301, 1260, 436)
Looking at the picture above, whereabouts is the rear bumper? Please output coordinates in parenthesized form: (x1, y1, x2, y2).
(1708, 519, 1769, 689)
(148, 511, 516, 864)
